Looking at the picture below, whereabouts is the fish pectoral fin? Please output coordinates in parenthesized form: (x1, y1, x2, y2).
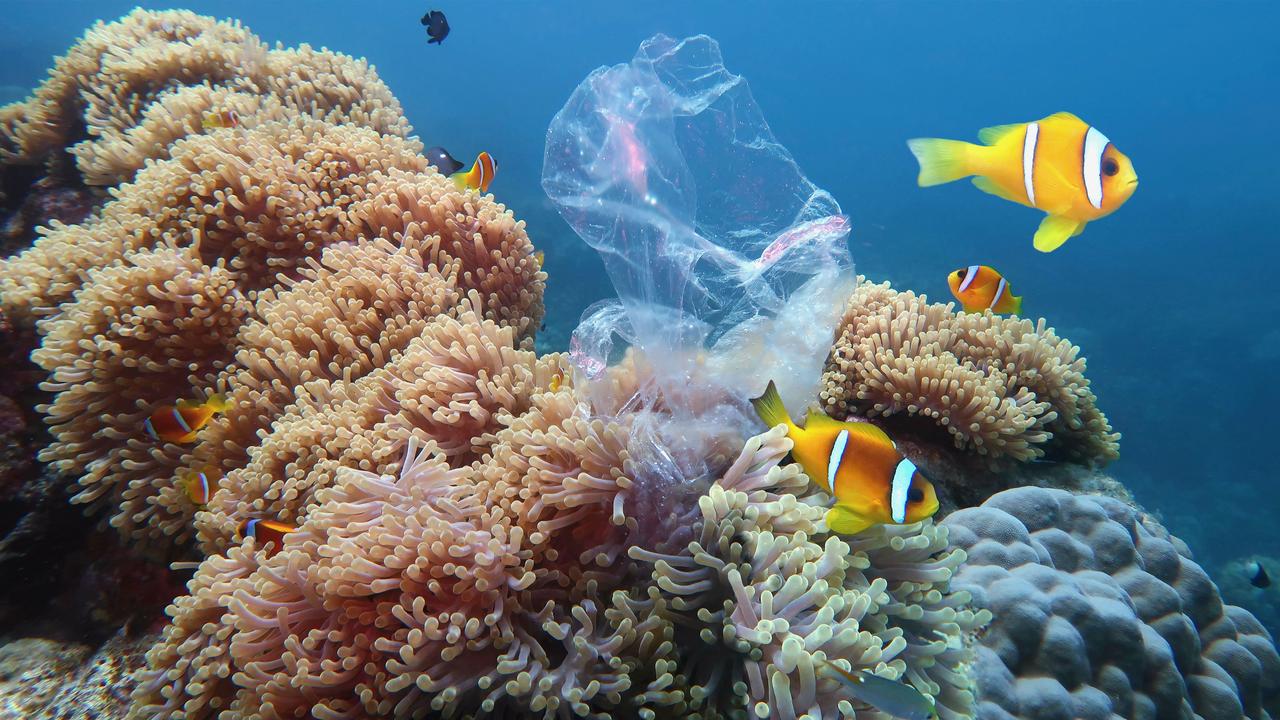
(971, 176, 1019, 203)
(826, 504, 877, 536)
(1032, 215, 1083, 253)
(976, 123, 1023, 145)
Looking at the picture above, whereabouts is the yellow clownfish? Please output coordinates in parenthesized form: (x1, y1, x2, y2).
(908, 112, 1138, 253)
(202, 109, 240, 130)
(451, 151, 497, 193)
(750, 381, 939, 535)
(947, 265, 1022, 315)
(144, 393, 229, 443)
(179, 468, 217, 506)
(237, 518, 296, 554)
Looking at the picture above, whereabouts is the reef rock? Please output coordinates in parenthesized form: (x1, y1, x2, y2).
(944, 486, 1280, 720)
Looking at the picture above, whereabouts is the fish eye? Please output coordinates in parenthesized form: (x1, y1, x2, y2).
(1102, 158, 1119, 176)
(908, 487, 924, 503)
(955, 268, 967, 279)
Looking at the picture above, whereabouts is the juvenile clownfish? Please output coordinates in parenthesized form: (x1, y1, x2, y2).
(179, 468, 216, 506)
(451, 152, 497, 193)
(202, 109, 240, 130)
(947, 265, 1022, 315)
(534, 250, 545, 269)
(237, 518, 296, 553)
(908, 112, 1138, 253)
(144, 394, 229, 443)
(750, 381, 939, 535)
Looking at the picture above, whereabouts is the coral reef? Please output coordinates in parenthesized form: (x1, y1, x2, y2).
(0, 9, 544, 549)
(944, 486, 1280, 720)
(631, 424, 990, 719)
(0, 627, 154, 719)
(821, 278, 1119, 466)
(131, 383, 985, 719)
(0, 9, 407, 186)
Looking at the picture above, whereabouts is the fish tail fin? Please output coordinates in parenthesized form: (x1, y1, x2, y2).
(450, 170, 470, 190)
(826, 504, 877, 536)
(206, 393, 230, 414)
(750, 380, 794, 431)
(907, 138, 979, 186)
(1010, 294, 1023, 315)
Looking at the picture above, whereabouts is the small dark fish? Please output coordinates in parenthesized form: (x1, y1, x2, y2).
(1248, 560, 1271, 588)
(425, 146, 464, 176)
(421, 10, 450, 45)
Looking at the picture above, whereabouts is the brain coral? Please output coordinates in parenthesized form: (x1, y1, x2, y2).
(821, 278, 1119, 466)
(943, 486, 1280, 720)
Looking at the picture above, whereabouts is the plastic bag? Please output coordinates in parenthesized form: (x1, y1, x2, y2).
(543, 33, 855, 490)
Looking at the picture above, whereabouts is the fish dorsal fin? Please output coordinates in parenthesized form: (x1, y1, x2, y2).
(806, 410, 895, 446)
(1046, 111, 1085, 124)
(977, 123, 1023, 145)
(842, 420, 895, 447)
(803, 408, 843, 428)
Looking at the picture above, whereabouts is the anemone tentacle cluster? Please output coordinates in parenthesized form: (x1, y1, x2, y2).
(821, 278, 1119, 466)
(0, 10, 545, 548)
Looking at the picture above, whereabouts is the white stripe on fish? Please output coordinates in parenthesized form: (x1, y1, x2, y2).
(1022, 122, 1039, 206)
(958, 264, 981, 294)
(891, 458, 916, 523)
(1082, 126, 1109, 209)
(828, 429, 849, 493)
(988, 278, 1007, 310)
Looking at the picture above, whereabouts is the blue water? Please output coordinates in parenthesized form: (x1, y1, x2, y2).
(4, 1, 1278, 571)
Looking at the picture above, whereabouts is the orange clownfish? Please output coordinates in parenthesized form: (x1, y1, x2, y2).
(947, 265, 1022, 315)
(451, 151, 497, 193)
(202, 109, 240, 130)
(179, 468, 217, 506)
(144, 394, 229, 443)
(908, 112, 1138, 253)
(237, 518, 296, 552)
(750, 381, 939, 535)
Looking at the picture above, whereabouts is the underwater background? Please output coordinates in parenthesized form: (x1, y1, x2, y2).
(12, 0, 1258, 562)
(1, 1, 1278, 716)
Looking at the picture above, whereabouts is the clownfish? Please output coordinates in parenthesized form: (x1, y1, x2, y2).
(947, 265, 1022, 315)
(179, 468, 216, 506)
(451, 152, 497, 193)
(143, 394, 229, 443)
(237, 518, 296, 552)
(908, 112, 1138, 253)
(534, 250, 545, 269)
(202, 109, 240, 130)
(750, 381, 939, 535)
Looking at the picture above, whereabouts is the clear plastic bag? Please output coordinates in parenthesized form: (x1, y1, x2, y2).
(543, 33, 855, 490)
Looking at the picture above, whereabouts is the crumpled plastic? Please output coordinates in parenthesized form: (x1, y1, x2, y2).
(543, 33, 855, 493)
